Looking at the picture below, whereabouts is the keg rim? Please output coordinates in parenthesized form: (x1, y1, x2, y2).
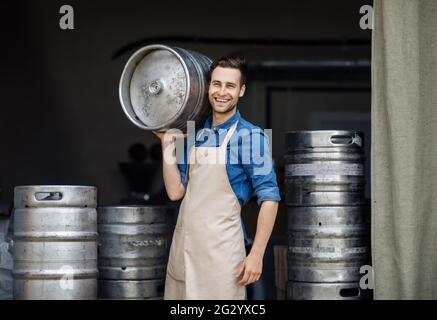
(97, 205, 174, 211)
(119, 44, 192, 131)
(286, 130, 364, 135)
(98, 279, 165, 284)
(14, 185, 97, 190)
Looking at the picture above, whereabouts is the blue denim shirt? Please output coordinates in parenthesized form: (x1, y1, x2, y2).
(177, 110, 281, 208)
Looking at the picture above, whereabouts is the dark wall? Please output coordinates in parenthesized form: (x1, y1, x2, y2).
(0, 0, 371, 219)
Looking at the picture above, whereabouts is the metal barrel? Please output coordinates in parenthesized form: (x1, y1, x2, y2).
(0, 203, 13, 300)
(285, 130, 371, 300)
(98, 279, 165, 300)
(12, 185, 98, 300)
(97, 206, 169, 281)
(287, 206, 370, 282)
(285, 131, 366, 206)
(119, 44, 212, 131)
(287, 281, 371, 300)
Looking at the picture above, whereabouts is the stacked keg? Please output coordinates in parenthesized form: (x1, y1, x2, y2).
(97, 206, 169, 300)
(285, 131, 371, 300)
(0, 202, 13, 300)
(12, 186, 98, 300)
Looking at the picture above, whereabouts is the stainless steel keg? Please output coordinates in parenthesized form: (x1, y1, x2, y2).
(287, 281, 371, 300)
(98, 279, 164, 300)
(285, 130, 371, 300)
(0, 205, 13, 300)
(97, 206, 168, 280)
(287, 206, 370, 283)
(285, 131, 365, 206)
(12, 186, 98, 300)
(119, 44, 212, 131)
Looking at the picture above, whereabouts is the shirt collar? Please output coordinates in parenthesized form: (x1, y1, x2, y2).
(204, 110, 241, 130)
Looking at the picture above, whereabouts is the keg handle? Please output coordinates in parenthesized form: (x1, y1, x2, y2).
(339, 287, 361, 298)
(330, 134, 353, 145)
(35, 192, 63, 201)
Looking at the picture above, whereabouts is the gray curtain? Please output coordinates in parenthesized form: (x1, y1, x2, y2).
(372, 0, 437, 299)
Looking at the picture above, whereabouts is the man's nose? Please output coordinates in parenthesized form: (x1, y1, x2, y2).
(218, 86, 226, 95)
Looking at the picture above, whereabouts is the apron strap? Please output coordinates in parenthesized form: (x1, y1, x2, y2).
(186, 120, 239, 185)
(220, 120, 239, 150)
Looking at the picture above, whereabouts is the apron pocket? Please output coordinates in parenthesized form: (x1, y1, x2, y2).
(167, 226, 185, 281)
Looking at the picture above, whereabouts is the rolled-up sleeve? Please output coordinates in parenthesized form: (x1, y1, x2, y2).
(240, 128, 281, 206)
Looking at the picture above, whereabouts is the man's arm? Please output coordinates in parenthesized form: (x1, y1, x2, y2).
(236, 200, 278, 286)
(153, 131, 186, 201)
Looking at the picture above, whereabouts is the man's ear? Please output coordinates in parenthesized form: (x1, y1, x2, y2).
(239, 84, 246, 97)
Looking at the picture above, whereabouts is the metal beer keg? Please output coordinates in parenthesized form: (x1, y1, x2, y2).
(287, 281, 370, 300)
(97, 206, 170, 300)
(12, 185, 98, 300)
(97, 206, 168, 280)
(119, 44, 212, 131)
(287, 206, 370, 283)
(285, 130, 371, 300)
(98, 279, 164, 300)
(0, 202, 13, 300)
(285, 131, 366, 206)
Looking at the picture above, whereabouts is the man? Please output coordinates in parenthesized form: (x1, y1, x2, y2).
(154, 56, 280, 300)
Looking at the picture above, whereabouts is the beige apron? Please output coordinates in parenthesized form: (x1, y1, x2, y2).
(164, 121, 246, 300)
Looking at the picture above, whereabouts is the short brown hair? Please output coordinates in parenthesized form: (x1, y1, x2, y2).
(209, 56, 247, 86)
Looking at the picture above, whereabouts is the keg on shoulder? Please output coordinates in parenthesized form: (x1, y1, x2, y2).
(119, 44, 212, 131)
(285, 131, 371, 300)
(12, 186, 98, 300)
(97, 206, 169, 300)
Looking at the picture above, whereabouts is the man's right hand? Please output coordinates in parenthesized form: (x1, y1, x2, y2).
(152, 130, 187, 143)
(152, 130, 187, 201)
(152, 131, 165, 140)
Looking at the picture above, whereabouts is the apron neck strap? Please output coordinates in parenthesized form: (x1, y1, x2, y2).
(220, 120, 239, 150)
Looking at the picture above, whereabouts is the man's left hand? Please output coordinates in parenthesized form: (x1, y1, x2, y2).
(236, 252, 263, 286)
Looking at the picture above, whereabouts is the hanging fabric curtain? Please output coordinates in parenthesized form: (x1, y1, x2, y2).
(372, 0, 437, 299)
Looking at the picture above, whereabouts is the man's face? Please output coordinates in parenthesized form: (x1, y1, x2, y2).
(208, 66, 246, 114)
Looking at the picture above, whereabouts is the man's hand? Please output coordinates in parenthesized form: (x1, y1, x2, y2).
(152, 131, 165, 140)
(152, 130, 187, 142)
(235, 201, 278, 286)
(235, 252, 263, 286)
(152, 129, 188, 201)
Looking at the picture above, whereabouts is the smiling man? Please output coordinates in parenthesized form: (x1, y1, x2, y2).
(154, 56, 280, 300)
